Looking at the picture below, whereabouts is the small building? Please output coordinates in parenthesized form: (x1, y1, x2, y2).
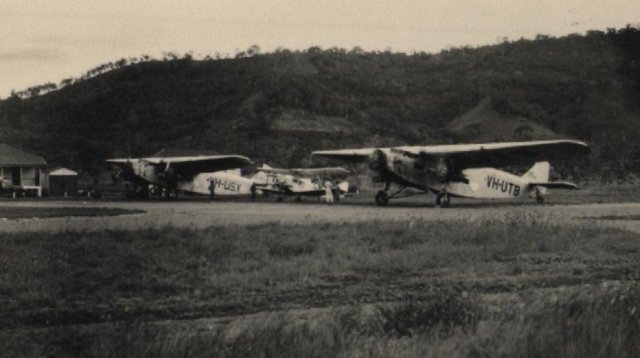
(42, 167, 78, 197)
(0, 144, 47, 196)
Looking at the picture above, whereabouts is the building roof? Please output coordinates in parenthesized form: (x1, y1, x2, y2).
(0, 144, 47, 166)
(45, 167, 78, 176)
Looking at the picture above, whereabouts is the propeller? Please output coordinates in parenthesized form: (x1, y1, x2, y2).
(435, 158, 451, 183)
(111, 160, 135, 186)
(159, 161, 178, 189)
(368, 149, 390, 183)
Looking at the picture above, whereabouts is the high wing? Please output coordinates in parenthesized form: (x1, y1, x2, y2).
(256, 167, 292, 175)
(400, 140, 590, 169)
(291, 167, 351, 177)
(311, 148, 379, 163)
(312, 140, 590, 169)
(257, 166, 351, 177)
(108, 155, 253, 178)
(106, 158, 137, 165)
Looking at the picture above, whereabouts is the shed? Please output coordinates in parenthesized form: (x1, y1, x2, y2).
(0, 143, 47, 196)
(42, 167, 78, 197)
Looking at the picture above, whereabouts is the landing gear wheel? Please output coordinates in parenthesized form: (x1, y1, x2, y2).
(536, 196, 544, 204)
(295, 197, 302, 203)
(436, 192, 450, 208)
(375, 190, 389, 206)
(277, 196, 284, 202)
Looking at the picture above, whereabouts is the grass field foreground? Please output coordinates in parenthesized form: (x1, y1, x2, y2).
(0, 211, 639, 357)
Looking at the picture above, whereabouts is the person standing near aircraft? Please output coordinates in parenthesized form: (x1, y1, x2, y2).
(208, 178, 215, 201)
(324, 180, 334, 204)
(250, 183, 256, 201)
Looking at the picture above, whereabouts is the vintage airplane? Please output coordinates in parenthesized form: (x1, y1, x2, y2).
(108, 155, 254, 198)
(253, 165, 351, 202)
(311, 139, 590, 207)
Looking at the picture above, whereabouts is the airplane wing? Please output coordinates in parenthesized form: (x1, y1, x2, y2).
(259, 185, 327, 197)
(311, 148, 379, 163)
(145, 155, 253, 177)
(400, 140, 590, 169)
(256, 167, 292, 175)
(291, 167, 352, 177)
(258, 166, 352, 177)
(106, 158, 137, 165)
(529, 181, 579, 189)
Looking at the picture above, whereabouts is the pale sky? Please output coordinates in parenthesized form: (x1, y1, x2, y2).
(1, 0, 638, 99)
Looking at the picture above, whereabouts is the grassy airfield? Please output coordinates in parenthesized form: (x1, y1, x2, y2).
(1, 210, 639, 357)
(0, 206, 143, 220)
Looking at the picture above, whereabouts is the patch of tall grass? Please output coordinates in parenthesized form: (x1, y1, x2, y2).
(3, 284, 636, 358)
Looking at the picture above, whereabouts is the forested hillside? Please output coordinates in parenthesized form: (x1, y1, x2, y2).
(1, 26, 639, 181)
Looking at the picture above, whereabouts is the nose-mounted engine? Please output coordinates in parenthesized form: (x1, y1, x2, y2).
(159, 162, 178, 188)
(112, 160, 136, 185)
(369, 149, 391, 183)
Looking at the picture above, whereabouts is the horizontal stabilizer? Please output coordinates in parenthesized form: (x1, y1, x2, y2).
(529, 181, 578, 190)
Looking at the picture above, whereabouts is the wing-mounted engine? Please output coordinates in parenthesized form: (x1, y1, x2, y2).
(369, 149, 392, 183)
(435, 158, 452, 183)
(432, 157, 468, 184)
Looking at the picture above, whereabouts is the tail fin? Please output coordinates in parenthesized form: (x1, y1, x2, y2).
(337, 181, 349, 194)
(523, 162, 550, 182)
(251, 171, 269, 184)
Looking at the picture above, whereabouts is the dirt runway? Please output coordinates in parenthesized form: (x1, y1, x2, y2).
(2, 197, 640, 234)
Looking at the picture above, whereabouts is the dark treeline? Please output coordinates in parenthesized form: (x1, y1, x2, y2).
(0, 26, 639, 181)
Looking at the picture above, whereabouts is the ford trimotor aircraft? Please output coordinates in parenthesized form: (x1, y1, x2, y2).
(107, 155, 254, 198)
(252, 165, 351, 202)
(312, 140, 590, 207)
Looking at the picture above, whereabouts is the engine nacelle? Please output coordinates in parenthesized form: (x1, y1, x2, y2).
(159, 164, 178, 188)
(113, 161, 136, 184)
(435, 158, 452, 183)
(369, 149, 392, 183)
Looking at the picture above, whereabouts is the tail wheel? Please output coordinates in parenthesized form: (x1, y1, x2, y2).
(375, 190, 389, 206)
(436, 192, 450, 208)
(536, 196, 544, 204)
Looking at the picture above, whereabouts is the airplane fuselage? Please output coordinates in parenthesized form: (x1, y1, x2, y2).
(381, 148, 539, 200)
(179, 172, 254, 196)
(126, 160, 253, 196)
(448, 168, 536, 199)
(254, 172, 325, 195)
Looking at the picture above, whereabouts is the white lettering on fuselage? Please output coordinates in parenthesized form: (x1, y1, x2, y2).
(486, 175, 520, 196)
(211, 178, 242, 192)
